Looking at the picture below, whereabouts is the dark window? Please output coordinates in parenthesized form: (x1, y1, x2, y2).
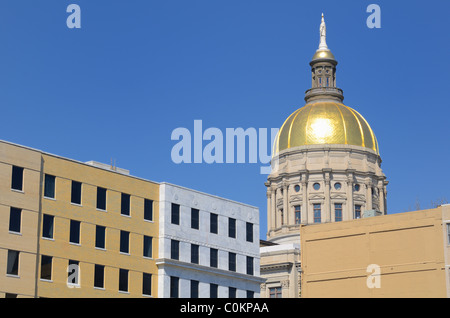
(246, 222, 253, 242)
(144, 199, 153, 221)
(191, 208, 199, 230)
(210, 248, 218, 268)
(143, 236, 152, 258)
(270, 287, 282, 298)
(247, 290, 254, 298)
(210, 213, 218, 234)
(6, 250, 19, 276)
(95, 225, 106, 249)
(11, 166, 23, 191)
(121, 193, 130, 216)
(67, 260, 79, 285)
(190, 280, 199, 298)
(170, 276, 179, 298)
(228, 218, 236, 238)
(143, 273, 152, 296)
(335, 203, 343, 222)
(246, 256, 254, 275)
(355, 205, 362, 219)
(40, 255, 52, 280)
(229, 287, 237, 298)
(171, 240, 179, 260)
(96, 187, 107, 210)
(229, 252, 236, 272)
(69, 220, 80, 244)
(313, 204, 321, 223)
(295, 205, 301, 224)
(44, 174, 55, 198)
(94, 264, 104, 288)
(42, 214, 54, 239)
(119, 269, 128, 292)
(71, 181, 82, 205)
(210, 284, 218, 298)
(9, 207, 21, 233)
(5, 293, 17, 298)
(171, 203, 180, 225)
(191, 244, 199, 264)
(120, 231, 129, 254)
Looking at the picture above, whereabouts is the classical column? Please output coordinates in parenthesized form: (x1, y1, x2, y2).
(378, 183, 385, 213)
(323, 170, 331, 222)
(283, 182, 289, 226)
(365, 181, 373, 212)
(266, 188, 272, 234)
(346, 174, 354, 221)
(275, 188, 282, 228)
(301, 180, 308, 224)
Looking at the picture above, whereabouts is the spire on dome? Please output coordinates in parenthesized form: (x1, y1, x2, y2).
(318, 13, 328, 51)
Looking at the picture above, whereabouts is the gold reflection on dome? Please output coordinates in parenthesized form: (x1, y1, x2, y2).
(312, 49, 335, 60)
(274, 101, 379, 155)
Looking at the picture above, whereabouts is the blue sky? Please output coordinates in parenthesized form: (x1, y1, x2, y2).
(0, 1, 449, 239)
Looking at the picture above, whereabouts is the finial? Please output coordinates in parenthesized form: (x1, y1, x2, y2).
(318, 13, 328, 51)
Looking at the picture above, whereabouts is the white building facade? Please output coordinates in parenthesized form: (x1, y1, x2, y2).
(157, 183, 264, 298)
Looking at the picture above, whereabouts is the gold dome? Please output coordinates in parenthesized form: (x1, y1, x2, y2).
(312, 49, 335, 61)
(274, 101, 379, 155)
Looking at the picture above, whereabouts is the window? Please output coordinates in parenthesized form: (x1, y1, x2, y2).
(121, 193, 130, 216)
(70, 220, 80, 244)
(191, 244, 199, 264)
(171, 203, 180, 225)
(96, 187, 107, 210)
(42, 214, 54, 239)
(228, 218, 236, 238)
(191, 208, 199, 230)
(120, 231, 129, 254)
(334, 182, 342, 190)
(355, 205, 362, 219)
(313, 183, 321, 191)
(246, 222, 253, 242)
(246, 256, 254, 275)
(210, 248, 218, 268)
(447, 224, 450, 245)
(294, 205, 301, 225)
(144, 199, 153, 221)
(210, 213, 218, 234)
(313, 204, 321, 223)
(95, 225, 106, 249)
(269, 287, 282, 298)
(210, 284, 218, 298)
(119, 269, 128, 292)
(71, 181, 82, 205)
(11, 166, 23, 191)
(5, 293, 17, 298)
(44, 174, 55, 198)
(229, 287, 237, 298)
(67, 260, 79, 285)
(229, 252, 236, 272)
(335, 203, 343, 222)
(143, 273, 152, 296)
(170, 276, 179, 298)
(40, 255, 52, 280)
(294, 185, 300, 192)
(171, 240, 179, 260)
(247, 290, 254, 298)
(143, 236, 152, 258)
(9, 207, 21, 233)
(94, 265, 105, 289)
(190, 280, 199, 298)
(7, 250, 19, 276)
(354, 184, 360, 192)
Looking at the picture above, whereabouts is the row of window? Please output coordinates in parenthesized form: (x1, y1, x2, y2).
(279, 204, 363, 225)
(170, 239, 254, 275)
(171, 203, 254, 242)
(292, 182, 371, 192)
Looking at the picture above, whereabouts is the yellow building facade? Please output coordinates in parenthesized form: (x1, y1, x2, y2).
(300, 205, 450, 298)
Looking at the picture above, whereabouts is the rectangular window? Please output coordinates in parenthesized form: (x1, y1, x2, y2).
(191, 208, 199, 230)
(246, 256, 254, 275)
(96, 187, 107, 210)
(171, 240, 179, 260)
(70, 220, 80, 244)
(335, 203, 343, 222)
(269, 287, 282, 298)
(228, 218, 236, 238)
(246, 222, 253, 242)
(229, 252, 236, 272)
(40, 255, 52, 280)
(171, 203, 180, 225)
(143, 236, 152, 258)
(191, 244, 199, 264)
(294, 205, 301, 224)
(67, 260, 79, 285)
(247, 290, 254, 298)
(210, 248, 218, 268)
(119, 269, 128, 292)
(94, 264, 105, 288)
(143, 273, 152, 296)
(144, 199, 153, 221)
(42, 214, 54, 239)
(190, 280, 199, 298)
(210, 284, 218, 298)
(11, 166, 23, 191)
(95, 225, 106, 249)
(71, 181, 82, 205)
(314, 204, 321, 223)
(120, 230, 129, 254)
(44, 174, 55, 199)
(229, 287, 237, 298)
(210, 213, 218, 234)
(9, 207, 21, 233)
(355, 205, 362, 219)
(6, 250, 19, 276)
(170, 276, 179, 298)
(121, 193, 130, 216)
